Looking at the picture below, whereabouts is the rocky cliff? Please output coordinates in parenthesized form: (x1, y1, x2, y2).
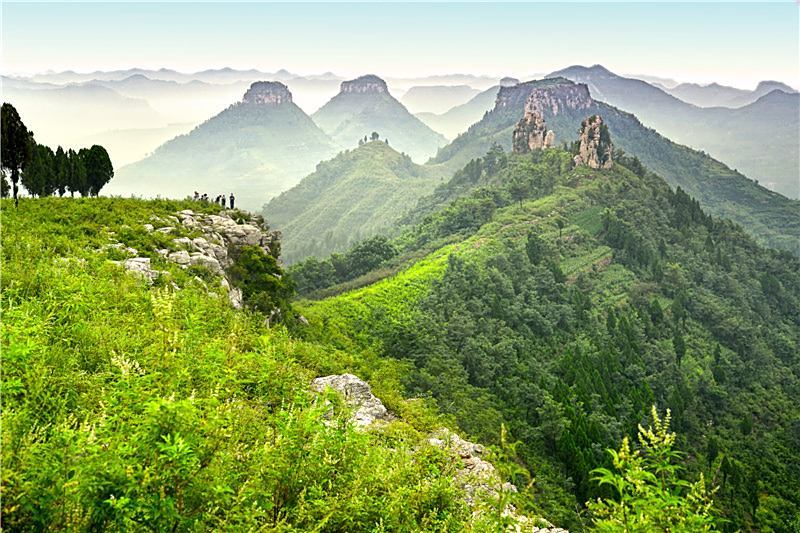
(495, 78, 592, 118)
(512, 94, 555, 153)
(242, 81, 293, 106)
(573, 114, 613, 169)
(340, 74, 389, 94)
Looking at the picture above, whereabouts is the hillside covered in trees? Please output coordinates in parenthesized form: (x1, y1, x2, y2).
(293, 142, 800, 531)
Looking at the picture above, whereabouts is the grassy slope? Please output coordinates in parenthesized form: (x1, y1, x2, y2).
(266, 141, 447, 263)
(0, 197, 530, 531)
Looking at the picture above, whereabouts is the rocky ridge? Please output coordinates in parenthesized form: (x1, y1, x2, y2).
(312, 373, 567, 532)
(495, 78, 592, 118)
(573, 115, 613, 169)
(110, 209, 281, 309)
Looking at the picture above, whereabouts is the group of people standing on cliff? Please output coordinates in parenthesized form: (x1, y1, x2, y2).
(194, 191, 235, 209)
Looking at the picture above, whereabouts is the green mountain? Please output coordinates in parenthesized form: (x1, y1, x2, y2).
(1, 196, 543, 531)
(295, 138, 800, 531)
(549, 65, 800, 198)
(265, 140, 446, 263)
(110, 82, 338, 210)
(312, 75, 447, 162)
(431, 77, 800, 254)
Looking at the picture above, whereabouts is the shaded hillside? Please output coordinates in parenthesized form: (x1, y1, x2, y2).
(430, 77, 800, 253)
(266, 140, 446, 263)
(549, 65, 799, 198)
(296, 146, 800, 532)
(312, 75, 447, 162)
(110, 82, 338, 210)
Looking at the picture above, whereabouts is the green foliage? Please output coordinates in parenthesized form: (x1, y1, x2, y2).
(1, 196, 520, 531)
(589, 407, 718, 532)
(228, 245, 294, 318)
(302, 149, 800, 531)
(1, 102, 34, 202)
(291, 235, 398, 296)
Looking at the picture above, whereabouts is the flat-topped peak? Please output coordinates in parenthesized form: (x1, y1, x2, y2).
(341, 74, 388, 94)
(242, 81, 293, 105)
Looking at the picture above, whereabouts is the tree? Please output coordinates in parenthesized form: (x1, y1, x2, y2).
(526, 229, 548, 266)
(588, 406, 718, 532)
(509, 177, 529, 207)
(82, 145, 114, 196)
(1, 103, 34, 205)
(66, 149, 87, 197)
(21, 143, 56, 197)
(55, 147, 68, 197)
(227, 245, 294, 320)
(370, 131, 379, 141)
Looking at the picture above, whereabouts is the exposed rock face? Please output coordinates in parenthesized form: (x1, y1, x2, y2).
(496, 78, 592, 117)
(340, 74, 388, 95)
(108, 209, 280, 309)
(500, 77, 520, 88)
(311, 374, 391, 427)
(573, 115, 613, 169)
(242, 81, 293, 105)
(512, 95, 555, 153)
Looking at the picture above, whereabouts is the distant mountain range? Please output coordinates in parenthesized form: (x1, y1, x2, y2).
(400, 85, 480, 114)
(266, 140, 446, 263)
(548, 65, 800, 198)
(312, 75, 447, 162)
(109, 82, 338, 209)
(416, 77, 519, 139)
(663, 80, 796, 108)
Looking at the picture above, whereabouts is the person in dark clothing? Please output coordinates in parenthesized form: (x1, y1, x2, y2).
(229, 193, 235, 210)
(221, 195, 226, 208)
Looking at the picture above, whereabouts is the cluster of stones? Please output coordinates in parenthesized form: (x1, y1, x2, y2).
(242, 81, 293, 106)
(573, 115, 614, 169)
(512, 95, 555, 154)
(340, 74, 388, 94)
(312, 374, 567, 532)
(110, 209, 281, 309)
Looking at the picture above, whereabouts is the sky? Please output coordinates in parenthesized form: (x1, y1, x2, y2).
(2, 2, 798, 88)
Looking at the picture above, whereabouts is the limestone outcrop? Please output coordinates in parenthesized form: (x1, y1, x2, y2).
(242, 81, 293, 106)
(496, 79, 592, 117)
(311, 374, 391, 427)
(512, 95, 555, 153)
(312, 373, 567, 531)
(340, 74, 388, 95)
(107, 209, 280, 309)
(500, 77, 520, 88)
(573, 115, 613, 169)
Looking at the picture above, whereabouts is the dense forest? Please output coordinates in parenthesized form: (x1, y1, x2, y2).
(295, 144, 800, 531)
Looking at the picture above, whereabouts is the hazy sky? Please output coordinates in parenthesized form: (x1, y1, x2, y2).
(3, 2, 798, 88)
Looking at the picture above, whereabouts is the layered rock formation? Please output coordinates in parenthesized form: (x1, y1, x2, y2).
(242, 81, 293, 106)
(512, 95, 555, 153)
(573, 115, 613, 169)
(340, 74, 388, 94)
(312, 374, 392, 427)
